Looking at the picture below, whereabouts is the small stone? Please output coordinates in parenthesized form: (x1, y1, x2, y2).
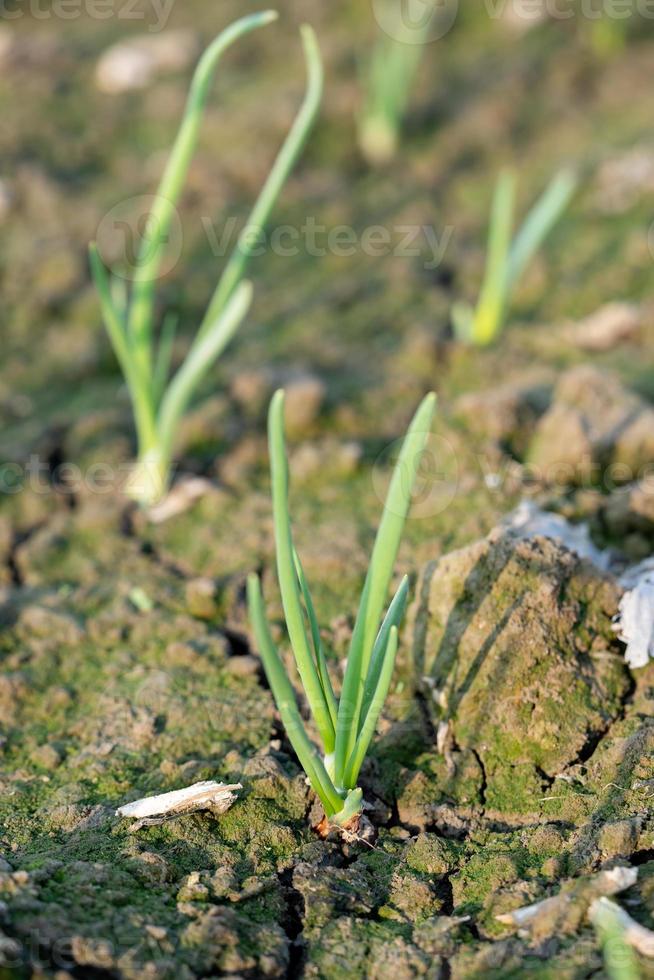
(219, 435, 266, 489)
(230, 369, 273, 416)
(603, 476, 654, 540)
(0, 674, 28, 727)
(568, 302, 641, 352)
(283, 375, 326, 436)
(224, 655, 260, 677)
(185, 578, 219, 620)
(595, 148, 654, 213)
(598, 819, 640, 860)
(30, 743, 62, 771)
(17, 605, 84, 646)
(177, 871, 210, 903)
(95, 31, 197, 94)
(456, 378, 550, 457)
(133, 851, 170, 885)
(49, 687, 73, 709)
(70, 936, 115, 971)
(291, 439, 362, 482)
(0, 933, 22, 964)
(406, 833, 455, 876)
(528, 366, 654, 485)
(541, 856, 564, 879)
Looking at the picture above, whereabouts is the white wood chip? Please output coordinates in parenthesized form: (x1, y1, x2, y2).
(496, 894, 563, 928)
(116, 781, 242, 827)
(496, 867, 638, 928)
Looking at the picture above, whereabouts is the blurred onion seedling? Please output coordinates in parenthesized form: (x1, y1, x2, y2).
(452, 168, 577, 347)
(589, 898, 641, 980)
(248, 390, 436, 830)
(89, 12, 323, 506)
(358, 4, 432, 166)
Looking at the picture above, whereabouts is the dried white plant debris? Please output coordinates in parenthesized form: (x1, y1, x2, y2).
(615, 557, 654, 669)
(504, 501, 610, 570)
(496, 893, 563, 929)
(116, 781, 242, 829)
(147, 477, 214, 524)
(597, 866, 639, 893)
(496, 866, 638, 931)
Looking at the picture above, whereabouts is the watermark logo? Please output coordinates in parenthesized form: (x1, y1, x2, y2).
(372, 431, 460, 519)
(371, 0, 460, 43)
(95, 195, 454, 278)
(95, 193, 183, 281)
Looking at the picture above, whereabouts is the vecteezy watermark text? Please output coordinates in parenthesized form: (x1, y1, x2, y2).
(371, 0, 654, 45)
(4, 451, 654, 501)
(94, 194, 456, 281)
(201, 216, 454, 269)
(0, 0, 175, 31)
(485, 0, 654, 20)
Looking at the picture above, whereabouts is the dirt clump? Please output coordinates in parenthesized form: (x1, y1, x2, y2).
(409, 529, 631, 821)
(528, 366, 654, 485)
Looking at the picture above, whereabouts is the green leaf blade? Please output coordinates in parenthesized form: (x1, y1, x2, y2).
(152, 311, 178, 409)
(358, 574, 409, 734)
(471, 169, 516, 346)
(344, 625, 400, 788)
(247, 574, 342, 816)
(293, 548, 338, 731)
(200, 23, 324, 332)
(334, 392, 436, 785)
(268, 391, 336, 754)
(156, 279, 253, 461)
(89, 243, 158, 453)
(127, 10, 279, 373)
(506, 168, 577, 294)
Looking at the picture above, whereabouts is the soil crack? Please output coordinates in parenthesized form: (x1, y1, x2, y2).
(278, 868, 307, 980)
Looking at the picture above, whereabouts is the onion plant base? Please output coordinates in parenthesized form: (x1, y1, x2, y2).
(124, 447, 170, 508)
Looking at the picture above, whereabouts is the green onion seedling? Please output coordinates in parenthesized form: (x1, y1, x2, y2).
(589, 898, 641, 980)
(358, 5, 432, 166)
(451, 168, 577, 347)
(89, 13, 323, 506)
(248, 390, 436, 830)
